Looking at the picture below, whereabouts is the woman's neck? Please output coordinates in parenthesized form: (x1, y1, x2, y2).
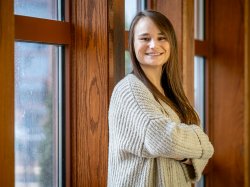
(140, 65, 165, 95)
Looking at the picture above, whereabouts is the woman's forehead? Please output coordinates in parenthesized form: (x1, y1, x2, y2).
(134, 17, 163, 35)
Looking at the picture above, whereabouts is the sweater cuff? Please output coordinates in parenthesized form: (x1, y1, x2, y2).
(181, 158, 209, 183)
(191, 125, 214, 159)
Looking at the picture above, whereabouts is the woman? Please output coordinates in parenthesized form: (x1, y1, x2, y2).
(108, 10, 214, 187)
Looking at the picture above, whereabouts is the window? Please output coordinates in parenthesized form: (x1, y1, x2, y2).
(124, 0, 152, 75)
(14, 1, 70, 186)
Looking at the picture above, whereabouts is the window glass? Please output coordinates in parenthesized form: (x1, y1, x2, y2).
(125, 50, 133, 75)
(194, 56, 206, 187)
(125, 0, 137, 30)
(194, 56, 205, 130)
(15, 42, 63, 187)
(125, 0, 147, 30)
(194, 0, 205, 40)
(15, 0, 61, 20)
(125, 0, 146, 73)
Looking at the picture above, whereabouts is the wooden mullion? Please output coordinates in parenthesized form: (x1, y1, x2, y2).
(15, 15, 71, 44)
(195, 40, 209, 57)
(147, 0, 155, 9)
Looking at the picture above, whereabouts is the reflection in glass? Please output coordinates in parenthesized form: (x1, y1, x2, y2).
(194, 0, 205, 40)
(15, 42, 62, 187)
(14, 0, 61, 20)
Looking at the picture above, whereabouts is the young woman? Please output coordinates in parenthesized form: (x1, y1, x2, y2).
(108, 10, 214, 187)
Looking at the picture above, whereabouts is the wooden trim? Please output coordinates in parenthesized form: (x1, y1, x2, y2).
(146, 0, 155, 9)
(182, 0, 195, 105)
(125, 31, 129, 50)
(15, 15, 71, 44)
(65, 0, 70, 22)
(245, 0, 250, 186)
(63, 1, 71, 187)
(205, 1, 214, 186)
(65, 46, 71, 187)
(0, 1, 15, 186)
(109, 0, 125, 95)
(195, 40, 209, 57)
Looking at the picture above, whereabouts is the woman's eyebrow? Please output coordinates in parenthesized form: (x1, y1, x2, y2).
(137, 33, 150, 36)
(158, 32, 166, 35)
(137, 32, 165, 36)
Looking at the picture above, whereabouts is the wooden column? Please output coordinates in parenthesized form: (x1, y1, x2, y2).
(0, 1, 15, 186)
(71, 0, 124, 186)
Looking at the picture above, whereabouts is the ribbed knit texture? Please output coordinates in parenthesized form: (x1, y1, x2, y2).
(108, 74, 214, 187)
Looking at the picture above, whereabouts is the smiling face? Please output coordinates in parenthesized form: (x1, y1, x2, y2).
(133, 17, 170, 70)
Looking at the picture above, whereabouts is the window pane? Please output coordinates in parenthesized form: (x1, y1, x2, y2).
(15, 42, 63, 187)
(194, 56, 205, 130)
(194, 0, 205, 40)
(125, 0, 146, 30)
(194, 56, 206, 187)
(125, 50, 132, 75)
(14, 0, 62, 20)
(125, 0, 137, 30)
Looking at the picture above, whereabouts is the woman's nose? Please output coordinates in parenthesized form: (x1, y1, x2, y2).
(149, 39, 156, 48)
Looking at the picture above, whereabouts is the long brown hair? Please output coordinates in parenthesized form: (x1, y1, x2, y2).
(129, 10, 200, 125)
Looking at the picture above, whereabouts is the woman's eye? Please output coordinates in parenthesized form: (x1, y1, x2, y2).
(139, 37, 150, 41)
(158, 37, 167, 41)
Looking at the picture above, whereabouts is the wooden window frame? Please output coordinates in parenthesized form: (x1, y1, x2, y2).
(0, 0, 71, 186)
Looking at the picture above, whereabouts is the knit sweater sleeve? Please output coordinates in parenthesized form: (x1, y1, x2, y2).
(181, 125, 214, 182)
(142, 118, 213, 159)
(109, 75, 214, 160)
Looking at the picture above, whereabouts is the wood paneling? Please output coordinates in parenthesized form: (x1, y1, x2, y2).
(71, 0, 123, 186)
(0, 1, 14, 186)
(209, 0, 245, 186)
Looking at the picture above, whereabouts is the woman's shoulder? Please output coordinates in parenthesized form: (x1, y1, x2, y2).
(110, 74, 162, 118)
(111, 74, 152, 100)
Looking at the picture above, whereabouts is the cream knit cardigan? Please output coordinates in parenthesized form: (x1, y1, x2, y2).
(108, 74, 214, 187)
